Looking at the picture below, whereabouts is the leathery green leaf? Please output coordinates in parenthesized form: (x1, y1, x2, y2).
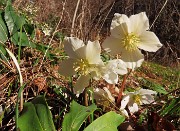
(18, 95, 56, 131)
(62, 101, 97, 131)
(5, 0, 25, 35)
(84, 111, 125, 131)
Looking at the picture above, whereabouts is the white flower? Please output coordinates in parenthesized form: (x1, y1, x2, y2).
(120, 89, 157, 113)
(93, 87, 129, 117)
(59, 37, 104, 94)
(102, 12, 162, 69)
(102, 59, 128, 84)
(43, 28, 51, 36)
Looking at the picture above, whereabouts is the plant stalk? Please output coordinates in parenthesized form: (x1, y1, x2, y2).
(116, 74, 127, 107)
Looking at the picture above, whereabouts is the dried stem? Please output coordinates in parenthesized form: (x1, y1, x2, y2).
(71, 0, 81, 36)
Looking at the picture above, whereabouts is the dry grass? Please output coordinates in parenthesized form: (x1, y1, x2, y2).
(0, 0, 179, 130)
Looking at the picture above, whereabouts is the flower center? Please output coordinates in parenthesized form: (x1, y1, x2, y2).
(133, 94, 141, 105)
(74, 59, 90, 75)
(122, 33, 140, 51)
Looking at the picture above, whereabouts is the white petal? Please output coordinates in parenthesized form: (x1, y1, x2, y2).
(59, 58, 76, 76)
(102, 37, 124, 55)
(103, 87, 115, 102)
(124, 58, 144, 71)
(128, 102, 139, 113)
(63, 37, 84, 58)
(141, 94, 155, 104)
(111, 23, 128, 39)
(121, 48, 144, 62)
(120, 95, 130, 109)
(129, 12, 149, 35)
(138, 31, 162, 52)
(111, 13, 130, 30)
(74, 75, 91, 94)
(120, 49, 144, 70)
(75, 45, 87, 59)
(138, 89, 157, 95)
(103, 71, 118, 84)
(114, 59, 128, 75)
(86, 40, 102, 64)
(94, 87, 115, 103)
(120, 109, 129, 117)
(93, 88, 106, 102)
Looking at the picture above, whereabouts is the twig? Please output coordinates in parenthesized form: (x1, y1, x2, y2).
(150, 0, 168, 29)
(71, 0, 81, 36)
(98, 0, 115, 35)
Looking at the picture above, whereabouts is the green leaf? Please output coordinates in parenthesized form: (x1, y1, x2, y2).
(160, 98, 180, 116)
(0, 44, 8, 63)
(11, 32, 36, 48)
(84, 111, 125, 131)
(152, 83, 168, 94)
(18, 95, 56, 131)
(0, 12, 8, 45)
(0, 44, 6, 55)
(18, 102, 43, 131)
(31, 96, 56, 131)
(5, 0, 25, 35)
(62, 101, 97, 131)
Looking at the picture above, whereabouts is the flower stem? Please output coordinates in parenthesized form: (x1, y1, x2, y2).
(116, 74, 127, 107)
(84, 87, 89, 107)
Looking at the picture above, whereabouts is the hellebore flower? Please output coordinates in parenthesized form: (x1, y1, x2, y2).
(59, 37, 104, 94)
(94, 87, 129, 117)
(102, 59, 128, 84)
(120, 89, 157, 113)
(102, 12, 162, 69)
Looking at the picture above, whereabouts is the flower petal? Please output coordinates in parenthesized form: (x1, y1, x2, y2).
(124, 59, 144, 71)
(111, 13, 130, 30)
(86, 40, 102, 64)
(141, 94, 155, 104)
(59, 58, 76, 76)
(121, 48, 144, 62)
(138, 31, 162, 52)
(111, 23, 128, 39)
(93, 88, 106, 102)
(114, 59, 128, 75)
(121, 49, 144, 70)
(103, 87, 115, 102)
(103, 71, 118, 84)
(138, 89, 157, 95)
(120, 109, 129, 117)
(128, 102, 139, 113)
(102, 37, 124, 55)
(129, 12, 149, 35)
(74, 75, 91, 94)
(120, 95, 130, 109)
(63, 37, 84, 58)
(93, 87, 115, 103)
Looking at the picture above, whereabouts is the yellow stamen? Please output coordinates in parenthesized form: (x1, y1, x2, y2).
(122, 33, 140, 51)
(133, 94, 141, 105)
(73, 59, 90, 75)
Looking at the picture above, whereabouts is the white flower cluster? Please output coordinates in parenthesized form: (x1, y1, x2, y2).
(59, 12, 162, 116)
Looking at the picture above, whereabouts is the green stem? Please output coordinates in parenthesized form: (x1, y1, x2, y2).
(18, 24, 23, 63)
(69, 76, 73, 93)
(15, 84, 25, 131)
(90, 89, 94, 122)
